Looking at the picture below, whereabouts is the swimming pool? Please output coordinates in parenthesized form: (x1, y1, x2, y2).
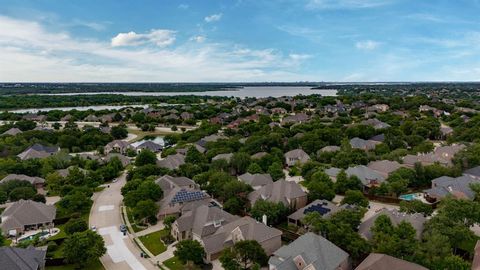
(399, 193, 417, 201)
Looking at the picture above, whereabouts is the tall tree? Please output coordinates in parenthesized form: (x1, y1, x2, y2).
(63, 231, 106, 268)
(174, 240, 205, 266)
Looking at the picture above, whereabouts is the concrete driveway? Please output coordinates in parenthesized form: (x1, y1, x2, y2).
(89, 171, 156, 270)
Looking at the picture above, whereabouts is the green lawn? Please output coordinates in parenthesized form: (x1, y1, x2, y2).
(138, 229, 169, 255)
(46, 259, 104, 270)
(163, 257, 185, 270)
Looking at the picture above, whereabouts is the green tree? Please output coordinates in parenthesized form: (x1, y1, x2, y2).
(250, 200, 288, 225)
(65, 218, 88, 235)
(247, 163, 263, 174)
(110, 126, 128, 139)
(135, 149, 157, 166)
(220, 240, 268, 270)
(63, 230, 106, 268)
(133, 199, 158, 223)
(341, 190, 368, 207)
(163, 216, 177, 230)
(267, 162, 284, 181)
(399, 200, 433, 215)
(231, 152, 251, 174)
(174, 240, 205, 266)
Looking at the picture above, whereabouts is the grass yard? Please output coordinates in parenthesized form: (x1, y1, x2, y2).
(46, 259, 104, 270)
(163, 257, 185, 270)
(137, 229, 169, 255)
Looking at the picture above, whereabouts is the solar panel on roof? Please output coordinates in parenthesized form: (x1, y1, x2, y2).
(303, 204, 331, 216)
(171, 189, 207, 204)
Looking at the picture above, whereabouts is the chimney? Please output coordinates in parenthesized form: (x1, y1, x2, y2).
(262, 214, 268, 226)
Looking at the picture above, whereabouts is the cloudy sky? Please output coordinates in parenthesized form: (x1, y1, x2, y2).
(1, 0, 480, 82)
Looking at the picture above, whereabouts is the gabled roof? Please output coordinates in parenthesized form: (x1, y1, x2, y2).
(350, 137, 380, 150)
(2, 128, 22, 136)
(355, 253, 428, 270)
(359, 209, 426, 240)
(1, 200, 56, 233)
(465, 166, 480, 178)
(212, 153, 233, 162)
(285, 149, 309, 159)
(135, 141, 163, 152)
(345, 165, 386, 186)
(0, 246, 46, 270)
(175, 204, 237, 238)
(367, 160, 403, 177)
(0, 174, 45, 185)
(17, 144, 59, 160)
(319, 146, 341, 153)
(238, 173, 273, 187)
(202, 216, 282, 255)
(155, 175, 196, 195)
(248, 180, 306, 207)
(269, 232, 349, 270)
(157, 153, 185, 170)
(424, 175, 479, 200)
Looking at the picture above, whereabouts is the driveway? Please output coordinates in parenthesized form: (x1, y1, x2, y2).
(89, 171, 156, 270)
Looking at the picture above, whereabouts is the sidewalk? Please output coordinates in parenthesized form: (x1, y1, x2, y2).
(136, 223, 165, 237)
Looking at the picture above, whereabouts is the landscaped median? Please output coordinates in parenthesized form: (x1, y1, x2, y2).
(137, 229, 170, 256)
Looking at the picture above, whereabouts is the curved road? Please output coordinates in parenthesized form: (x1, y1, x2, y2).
(89, 172, 156, 270)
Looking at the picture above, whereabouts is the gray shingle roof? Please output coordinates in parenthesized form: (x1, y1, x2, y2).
(269, 232, 349, 270)
(367, 160, 403, 177)
(359, 209, 426, 240)
(0, 246, 46, 270)
(288, 200, 340, 222)
(345, 165, 386, 186)
(1, 200, 56, 233)
(248, 180, 307, 207)
(355, 253, 428, 270)
(2, 128, 22, 136)
(17, 144, 59, 160)
(424, 175, 479, 200)
(157, 153, 185, 170)
(0, 174, 45, 185)
(238, 173, 273, 188)
(175, 204, 237, 238)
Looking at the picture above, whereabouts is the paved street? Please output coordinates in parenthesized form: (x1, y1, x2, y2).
(89, 171, 157, 270)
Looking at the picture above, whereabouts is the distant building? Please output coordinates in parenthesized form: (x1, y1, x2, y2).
(287, 200, 345, 226)
(17, 144, 59, 160)
(0, 174, 45, 190)
(238, 173, 273, 190)
(359, 209, 426, 240)
(2, 127, 22, 136)
(157, 153, 185, 170)
(423, 175, 480, 203)
(349, 137, 380, 151)
(104, 140, 132, 154)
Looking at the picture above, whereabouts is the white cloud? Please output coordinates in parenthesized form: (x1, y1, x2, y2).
(289, 54, 312, 61)
(111, 29, 176, 47)
(178, 4, 189, 9)
(0, 15, 314, 82)
(306, 0, 393, 9)
(355, 40, 381, 50)
(190, 35, 206, 43)
(204, 13, 222, 23)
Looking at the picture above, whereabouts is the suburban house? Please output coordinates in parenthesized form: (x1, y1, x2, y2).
(355, 253, 428, 270)
(238, 173, 273, 190)
(284, 149, 310, 167)
(367, 160, 404, 178)
(349, 137, 380, 151)
(84, 114, 99, 122)
(180, 111, 194, 120)
(318, 145, 341, 153)
(423, 175, 480, 203)
(102, 153, 131, 167)
(17, 144, 60, 160)
(269, 232, 351, 270)
(171, 203, 237, 241)
(211, 153, 233, 162)
(281, 113, 310, 125)
(134, 141, 163, 153)
(326, 165, 386, 188)
(0, 200, 56, 236)
(0, 174, 45, 190)
(361, 118, 391, 129)
(157, 153, 185, 170)
(56, 166, 88, 178)
(22, 113, 47, 122)
(2, 127, 22, 136)
(104, 140, 132, 154)
(248, 180, 308, 211)
(0, 246, 47, 270)
(359, 209, 426, 240)
(287, 200, 344, 226)
(202, 216, 282, 262)
(156, 175, 210, 219)
(367, 104, 389, 113)
(402, 144, 465, 168)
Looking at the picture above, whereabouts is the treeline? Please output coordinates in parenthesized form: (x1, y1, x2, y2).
(0, 94, 228, 109)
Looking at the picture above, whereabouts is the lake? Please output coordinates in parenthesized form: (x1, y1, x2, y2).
(37, 86, 337, 98)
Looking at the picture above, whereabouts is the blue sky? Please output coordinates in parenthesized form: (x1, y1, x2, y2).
(0, 0, 480, 82)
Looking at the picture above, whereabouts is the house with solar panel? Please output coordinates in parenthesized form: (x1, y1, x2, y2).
(287, 200, 342, 226)
(155, 175, 213, 219)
